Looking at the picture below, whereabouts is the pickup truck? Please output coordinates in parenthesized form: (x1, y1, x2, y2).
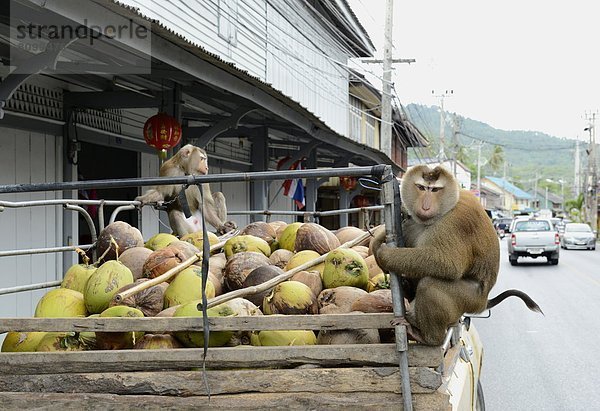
(507, 217, 560, 265)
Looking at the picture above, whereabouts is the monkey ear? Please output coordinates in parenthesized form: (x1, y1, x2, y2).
(180, 146, 192, 158)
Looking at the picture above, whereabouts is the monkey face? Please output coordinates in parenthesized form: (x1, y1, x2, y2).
(188, 147, 209, 175)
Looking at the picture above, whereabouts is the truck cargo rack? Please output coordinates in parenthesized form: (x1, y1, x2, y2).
(0, 165, 462, 410)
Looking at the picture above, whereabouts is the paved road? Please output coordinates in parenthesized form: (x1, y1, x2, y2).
(473, 237, 600, 411)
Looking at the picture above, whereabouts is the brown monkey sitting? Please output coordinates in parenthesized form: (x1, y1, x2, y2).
(370, 164, 542, 345)
(136, 144, 237, 236)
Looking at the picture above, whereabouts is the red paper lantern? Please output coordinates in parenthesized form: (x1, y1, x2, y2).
(143, 112, 182, 159)
(353, 195, 370, 208)
(340, 176, 357, 191)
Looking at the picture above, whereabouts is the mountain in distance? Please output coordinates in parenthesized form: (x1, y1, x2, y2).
(404, 103, 579, 197)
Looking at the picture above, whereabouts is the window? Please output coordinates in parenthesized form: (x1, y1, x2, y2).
(514, 220, 551, 232)
(349, 96, 361, 141)
(218, 0, 238, 46)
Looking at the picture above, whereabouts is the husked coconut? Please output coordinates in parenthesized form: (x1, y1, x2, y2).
(335, 226, 369, 246)
(134, 334, 183, 349)
(208, 271, 223, 296)
(269, 249, 294, 269)
(269, 221, 288, 239)
(317, 326, 380, 345)
(209, 253, 227, 276)
(109, 279, 168, 317)
(168, 240, 200, 259)
(96, 221, 144, 261)
(223, 251, 270, 291)
(142, 246, 188, 281)
(351, 245, 369, 259)
(351, 289, 393, 313)
(119, 247, 153, 280)
(294, 223, 340, 254)
(241, 222, 277, 246)
(242, 265, 284, 307)
(290, 270, 323, 298)
(317, 286, 368, 314)
(365, 255, 384, 278)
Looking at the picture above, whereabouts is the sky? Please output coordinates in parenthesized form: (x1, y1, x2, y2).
(347, 0, 600, 141)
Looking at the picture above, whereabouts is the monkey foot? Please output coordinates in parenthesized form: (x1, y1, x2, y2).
(391, 317, 425, 344)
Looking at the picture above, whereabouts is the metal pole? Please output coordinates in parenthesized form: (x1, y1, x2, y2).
(380, 0, 394, 158)
(381, 167, 413, 411)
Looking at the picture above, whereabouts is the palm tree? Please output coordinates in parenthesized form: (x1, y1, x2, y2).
(565, 193, 585, 222)
(487, 145, 505, 174)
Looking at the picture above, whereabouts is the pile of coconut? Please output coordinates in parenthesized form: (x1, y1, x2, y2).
(2, 220, 392, 352)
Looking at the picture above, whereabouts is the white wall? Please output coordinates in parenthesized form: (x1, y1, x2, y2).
(0, 128, 61, 318)
(122, 0, 350, 136)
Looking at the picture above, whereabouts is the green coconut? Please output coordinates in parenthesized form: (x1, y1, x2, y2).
(262, 281, 318, 315)
(95, 305, 144, 350)
(144, 233, 178, 251)
(84, 260, 134, 314)
(322, 248, 369, 290)
(61, 263, 97, 294)
(173, 300, 235, 348)
(250, 330, 317, 346)
(223, 235, 271, 258)
(163, 266, 216, 308)
(180, 231, 219, 250)
(34, 288, 87, 318)
(35, 332, 85, 352)
(1, 331, 47, 352)
(284, 250, 324, 275)
(278, 222, 303, 251)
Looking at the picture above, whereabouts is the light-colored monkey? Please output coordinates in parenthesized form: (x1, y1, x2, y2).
(136, 144, 237, 236)
(370, 165, 542, 345)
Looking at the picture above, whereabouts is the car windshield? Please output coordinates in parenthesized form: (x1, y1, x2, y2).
(565, 224, 592, 233)
(514, 220, 551, 232)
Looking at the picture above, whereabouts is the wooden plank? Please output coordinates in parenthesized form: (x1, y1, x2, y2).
(0, 391, 451, 410)
(0, 313, 396, 333)
(0, 344, 443, 374)
(0, 367, 442, 395)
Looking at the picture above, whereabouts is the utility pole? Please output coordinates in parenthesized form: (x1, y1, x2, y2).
(574, 139, 581, 197)
(584, 111, 598, 233)
(450, 114, 460, 178)
(432, 90, 453, 162)
(362, 0, 415, 160)
(476, 141, 483, 196)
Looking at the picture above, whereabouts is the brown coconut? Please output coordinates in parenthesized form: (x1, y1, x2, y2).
(294, 223, 340, 254)
(290, 270, 323, 299)
(119, 247, 153, 280)
(156, 306, 179, 317)
(168, 240, 200, 260)
(142, 246, 188, 281)
(335, 226, 370, 246)
(209, 253, 227, 276)
(351, 245, 369, 259)
(317, 286, 368, 314)
(223, 251, 270, 291)
(270, 221, 288, 240)
(269, 249, 294, 269)
(351, 289, 393, 313)
(96, 221, 144, 261)
(241, 222, 277, 246)
(241, 265, 284, 306)
(365, 255, 384, 278)
(109, 279, 168, 317)
(208, 271, 224, 296)
(134, 334, 183, 349)
(317, 326, 380, 345)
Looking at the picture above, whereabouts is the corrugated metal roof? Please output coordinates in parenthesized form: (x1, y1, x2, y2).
(485, 176, 533, 200)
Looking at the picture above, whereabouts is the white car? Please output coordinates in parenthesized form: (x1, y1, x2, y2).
(560, 223, 597, 250)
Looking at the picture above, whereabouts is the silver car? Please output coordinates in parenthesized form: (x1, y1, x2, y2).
(560, 223, 596, 250)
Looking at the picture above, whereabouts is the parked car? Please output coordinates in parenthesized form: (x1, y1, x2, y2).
(560, 223, 596, 250)
(508, 217, 560, 265)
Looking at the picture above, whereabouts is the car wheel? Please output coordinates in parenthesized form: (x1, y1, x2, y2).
(509, 256, 518, 266)
(476, 380, 486, 411)
(550, 258, 559, 265)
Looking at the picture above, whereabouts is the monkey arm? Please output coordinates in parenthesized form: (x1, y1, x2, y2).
(375, 242, 470, 281)
(135, 188, 164, 205)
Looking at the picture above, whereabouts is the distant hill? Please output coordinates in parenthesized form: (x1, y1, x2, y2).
(404, 104, 578, 197)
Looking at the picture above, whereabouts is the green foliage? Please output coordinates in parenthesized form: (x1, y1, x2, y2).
(406, 104, 577, 199)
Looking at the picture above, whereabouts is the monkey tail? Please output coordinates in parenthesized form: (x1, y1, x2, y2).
(486, 289, 544, 315)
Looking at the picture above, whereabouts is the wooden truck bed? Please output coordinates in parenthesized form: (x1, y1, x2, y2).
(0, 313, 454, 410)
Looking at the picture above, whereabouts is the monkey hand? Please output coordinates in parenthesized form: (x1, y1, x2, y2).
(217, 220, 238, 235)
(374, 243, 403, 274)
(135, 189, 164, 205)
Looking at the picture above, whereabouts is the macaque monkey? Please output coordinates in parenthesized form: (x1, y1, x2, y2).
(370, 165, 542, 345)
(136, 144, 237, 236)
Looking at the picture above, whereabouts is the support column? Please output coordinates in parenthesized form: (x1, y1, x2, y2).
(338, 187, 349, 227)
(62, 109, 79, 270)
(305, 149, 318, 219)
(250, 127, 269, 222)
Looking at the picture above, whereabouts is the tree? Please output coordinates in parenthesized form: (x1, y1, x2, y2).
(488, 145, 505, 173)
(565, 193, 585, 222)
